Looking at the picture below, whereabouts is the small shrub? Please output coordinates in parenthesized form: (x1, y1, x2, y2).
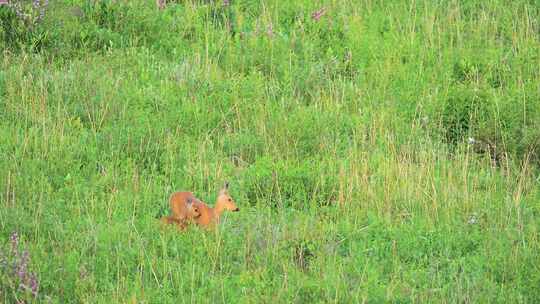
(243, 157, 338, 209)
(441, 86, 491, 146)
(441, 84, 540, 166)
(452, 59, 484, 84)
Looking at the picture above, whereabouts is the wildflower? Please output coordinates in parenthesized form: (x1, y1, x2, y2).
(10, 232, 19, 253)
(223, 0, 230, 6)
(29, 274, 39, 297)
(8, 1, 27, 20)
(38, 0, 48, 22)
(17, 250, 29, 281)
(2, 232, 41, 299)
(3, 0, 48, 23)
(311, 7, 326, 22)
(467, 213, 478, 225)
(468, 137, 476, 145)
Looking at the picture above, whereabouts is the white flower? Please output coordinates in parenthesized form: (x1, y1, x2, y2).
(467, 213, 478, 225)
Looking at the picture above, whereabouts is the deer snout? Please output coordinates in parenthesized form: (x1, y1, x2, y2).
(233, 208, 240, 212)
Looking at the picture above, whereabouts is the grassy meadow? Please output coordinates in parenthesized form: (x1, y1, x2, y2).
(1, 0, 540, 302)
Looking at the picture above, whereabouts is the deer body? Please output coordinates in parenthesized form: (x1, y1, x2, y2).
(169, 192, 200, 220)
(160, 192, 200, 230)
(163, 182, 239, 230)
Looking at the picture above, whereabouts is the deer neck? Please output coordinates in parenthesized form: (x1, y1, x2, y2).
(213, 200, 225, 222)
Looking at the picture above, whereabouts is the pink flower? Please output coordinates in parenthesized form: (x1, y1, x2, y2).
(311, 7, 326, 22)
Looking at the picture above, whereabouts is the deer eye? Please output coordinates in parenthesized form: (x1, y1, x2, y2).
(228, 198, 232, 202)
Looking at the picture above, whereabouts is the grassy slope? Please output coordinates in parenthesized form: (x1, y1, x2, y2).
(1, 0, 539, 303)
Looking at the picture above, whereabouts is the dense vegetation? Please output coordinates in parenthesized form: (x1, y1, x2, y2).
(1, 0, 539, 302)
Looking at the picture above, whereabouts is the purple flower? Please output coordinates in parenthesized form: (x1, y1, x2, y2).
(10, 232, 19, 253)
(38, 0, 48, 21)
(223, 0, 230, 6)
(4, 0, 48, 24)
(21, 250, 29, 263)
(17, 250, 29, 280)
(2, 232, 41, 299)
(29, 274, 39, 297)
(10, 1, 26, 20)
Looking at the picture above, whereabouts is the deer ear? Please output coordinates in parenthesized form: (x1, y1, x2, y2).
(219, 181, 229, 195)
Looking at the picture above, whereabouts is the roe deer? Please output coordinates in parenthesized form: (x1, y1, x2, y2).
(167, 182, 239, 230)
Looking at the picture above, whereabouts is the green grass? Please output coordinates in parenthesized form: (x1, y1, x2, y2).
(1, 0, 539, 302)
